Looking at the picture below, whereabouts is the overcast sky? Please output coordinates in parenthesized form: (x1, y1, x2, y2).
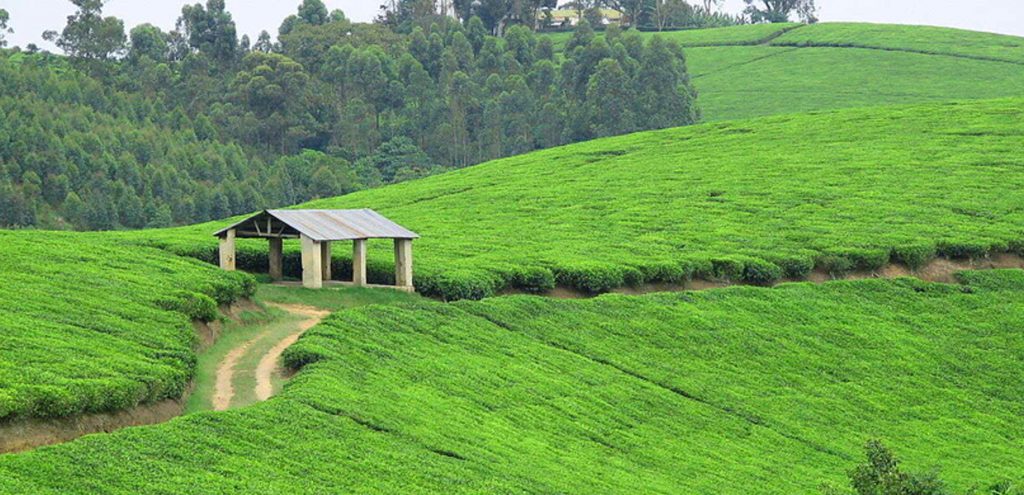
(3, 0, 1022, 51)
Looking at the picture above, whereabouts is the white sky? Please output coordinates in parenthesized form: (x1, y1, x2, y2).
(2, 0, 1022, 51)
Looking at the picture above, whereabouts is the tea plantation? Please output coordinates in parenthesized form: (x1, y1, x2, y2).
(146, 98, 1024, 300)
(2, 272, 1021, 493)
(552, 23, 1024, 121)
(0, 232, 254, 420)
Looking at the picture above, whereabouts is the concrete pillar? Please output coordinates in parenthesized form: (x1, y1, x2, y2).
(219, 229, 236, 271)
(353, 239, 367, 287)
(301, 234, 322, 289)
(321, 241, 332, 282)
(268, 237, 283, 281)
(394, 238, 413, 291)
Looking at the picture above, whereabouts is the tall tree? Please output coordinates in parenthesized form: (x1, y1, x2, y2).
(178, 0, 238, 62)
(0, 9, 10, 48)
(585, 58, 636, 138)
(297, 0, 330, 25)
(44, 0, 126, 60)
(743, 0, 818, 23)
(128, 24, 169, 62)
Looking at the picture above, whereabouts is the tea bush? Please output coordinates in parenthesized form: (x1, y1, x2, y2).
(0, 231, 254, 420)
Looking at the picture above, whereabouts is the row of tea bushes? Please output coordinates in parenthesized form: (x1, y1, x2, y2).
(142, 98, 1024, 300)
(0, 231, 254, 420)
(3, 272, 1021, 493)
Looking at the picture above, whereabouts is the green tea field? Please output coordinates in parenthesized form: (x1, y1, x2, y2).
(2, 272, 1021, 493)
(0, 232, 254, 423)
(148, 98, 1024, 300)
(552, 23, 1024, 121)
(1, 10, 1022, 494)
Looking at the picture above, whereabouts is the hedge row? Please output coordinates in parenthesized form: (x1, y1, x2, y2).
(158, 236, 1023, 301)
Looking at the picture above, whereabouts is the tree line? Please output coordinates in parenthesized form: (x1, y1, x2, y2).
(2, 0, 815, 230)
(379, 0, 817, 33)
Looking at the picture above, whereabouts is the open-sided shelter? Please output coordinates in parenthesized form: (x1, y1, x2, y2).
(214, 209, 419, 290)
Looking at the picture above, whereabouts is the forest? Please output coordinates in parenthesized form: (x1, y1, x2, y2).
(0, 0, 711, 230)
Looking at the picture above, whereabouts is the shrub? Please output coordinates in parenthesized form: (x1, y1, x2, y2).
(937, 240, 990, 260)
(509, 266, 557, 293)
(155, 291, 220, 322)
(770, 254, 816, 279)
(817, 253, 855, 276)
(554, 262, 627, 294)
(711, 257, 746, 281)
(893, 243, 937, 271)
(743, 258, 783, 285)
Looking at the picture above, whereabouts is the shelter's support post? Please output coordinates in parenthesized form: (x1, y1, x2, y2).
(219, 229, 236, 271)
(394, 239, 413, 291)
(268, 237, 283, 281)
(301, 234, 323, 289)
(353, 239, 367, 287)
(321, 241, 332, 281)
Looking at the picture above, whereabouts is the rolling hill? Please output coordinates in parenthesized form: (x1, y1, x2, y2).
(147, 97, 1024, 300)
(2, 272, 1021, 493)
(0, 231, 253, 424)
(1, 20, 1022, 495)
(553, 23, 1024, 121)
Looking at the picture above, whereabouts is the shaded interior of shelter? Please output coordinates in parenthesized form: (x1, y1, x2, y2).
(215, 210, 418, 291)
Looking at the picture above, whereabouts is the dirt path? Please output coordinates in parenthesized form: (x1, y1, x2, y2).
(254, 303, 331, 401)
(212, 330, 269, 411)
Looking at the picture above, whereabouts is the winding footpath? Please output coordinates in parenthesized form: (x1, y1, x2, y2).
(254, 304, 331, 401)
(212, 303, 331, 411)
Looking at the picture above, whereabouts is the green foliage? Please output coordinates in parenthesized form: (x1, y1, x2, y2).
(44, 0, 126, 61)
(4, 273, 1023, 492)
(0, 231, 254, 420)
(548, 23, 1024, 122)
(773, 23, 1024, 64)
(152, 98, 1024, 300)
(842, 440, 949, 495)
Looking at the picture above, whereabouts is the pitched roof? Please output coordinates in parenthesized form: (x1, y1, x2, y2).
(213, 209, 419, 242)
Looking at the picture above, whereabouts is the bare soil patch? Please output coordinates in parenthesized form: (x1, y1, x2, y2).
(254, 304, 330, 401)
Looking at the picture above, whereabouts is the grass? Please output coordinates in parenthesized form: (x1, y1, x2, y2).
(141, 98, 1024, 300)
(0, 231, 254, 421)
(545, 23, 1024, 121)
(185, 284, 422, 414)
(3, 272, 1021, 493)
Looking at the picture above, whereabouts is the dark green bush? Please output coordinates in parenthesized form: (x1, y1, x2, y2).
(154, 291, 218, 321)
(937, 240, 990, 260)
(711, 257, 746, 281)
(554, 262, 627, 294)
(509, 266, 557, 293)
(817, 253, 855, 276)
(743, 259, 784, 285)
(893, 243, 937, 270)
(770, 255, 816, 279)
(417, 270, 501, 300)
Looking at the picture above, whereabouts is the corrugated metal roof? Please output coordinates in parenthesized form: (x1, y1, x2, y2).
(214, 209, 419, 241)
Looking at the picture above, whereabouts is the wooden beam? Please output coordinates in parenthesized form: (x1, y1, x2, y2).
(394, 239, 413, 291)
(301, 234, 323, 289)
(321, 241, 332, 282)
(268, 237, 283, 281)
(219, 229, 236, 271)
(353, 239, 367, 287)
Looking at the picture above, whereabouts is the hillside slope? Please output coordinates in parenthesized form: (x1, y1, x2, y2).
(554, 23, 1024, 121)
(152, 98, 1024, 300)
(0, 231, 253, 423)
(2, 272, 1021, 493)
